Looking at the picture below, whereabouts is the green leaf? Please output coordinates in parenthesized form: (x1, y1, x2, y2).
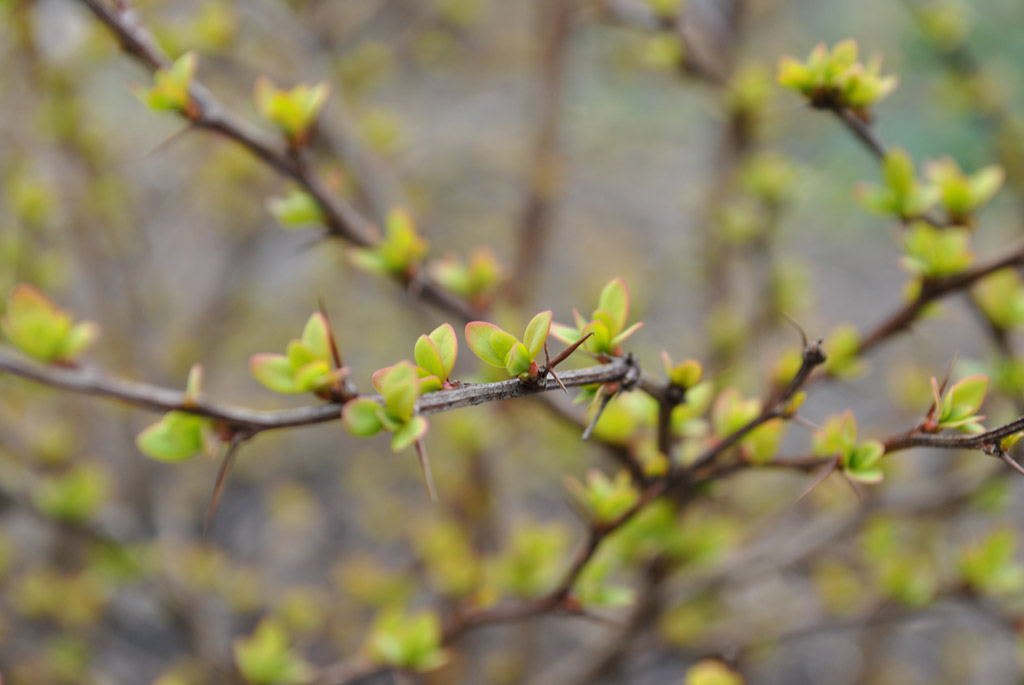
(598, 278, 630, 332)
(266, 190, 324, 228)
(293, 359, 332, 392)
(489, 329, 519, 363)
(947, 375, 988, 415)
(2, 284, 97, 363)
(379, 362, 419, 422)
(300, 313, 331, 362)
(414, 334, 446, 381)
(522, 310, 552, 360)
(549, 322, 582, 345)
(504, 342, 533, 378)
(610, 321, 644, 349)
(969, 165, 1004, 208)
(136, 412, 207, 462)
(391, 415, 428, 451)
(465, 321, 506, 367)
(883, 148, 915, 197)
(234, 618, 313, 685)
(427, 323, 458, 378)
(342, 398, 385, 437)
(250, 354, 299, 394)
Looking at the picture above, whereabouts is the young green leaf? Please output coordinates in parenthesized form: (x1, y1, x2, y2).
(522, 310, 552, 359)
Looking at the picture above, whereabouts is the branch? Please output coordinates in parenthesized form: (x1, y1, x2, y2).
(681, 337, 827, 476)
(856, 243, 1024, 356)
(0, 349, 640, 432)
(75, 0, 481, 322)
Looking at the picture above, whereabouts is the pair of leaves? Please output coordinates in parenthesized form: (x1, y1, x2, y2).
(372, 323, 458, 395)
(234, 619, 313, 685)
(429, 246, 505, 306)
(2, 284, 99, 363)
(661, 352, 703, 388)
(928, 374, 987, 433)
(925, 157, 1004, 224)
(813, 411, 885, 483)
(137, 366, 220, 462)
(348, 208, 428, 277)
(858, 148, 940, 220)
(778, 39, 898, 112)
(266, 190, 324, 229)
(365, 608, 449, 673)
(254, 76, 329, 146)
(136, 51, 198, 115)
(960, 529, 1024, 596)
(250, 313, 344, 395)
(901, 222, 974, 279)
(465, 310, 551, 379)
(565, 469, 639, 524)
(550, 278, 643, 357)
(342, 361, 428, 452)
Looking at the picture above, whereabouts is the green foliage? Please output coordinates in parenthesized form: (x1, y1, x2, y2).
(777, 39, 897, 113)
(135, 52, 198, 116)
(573, 554, 635, 609)
(365, 608, 449, 672)
(973, 269, 1024, 330)
(685, 660, 744, 685)
(823, 323, 866, 379)
(662, 351, 703, 388)
(901, 222, 974, 279)
(550, 278, 643, 357)
(960, 529, 1024, 596)
(32, 463, 110, 524)
(250, 313, 345, 395)
(924, 157, 1004, 224)
(136, 410, 217, 462)
(233, 618, 313, 685)
(739, 151, 798, 206)
(342, 361, 429, 451)
(2, 284, 99, 363)
(813, 411, 886, 483)
(429, 246, 505, 307)
(266, 190, 324, 229)
(565, 469, 639, 524)
(711, 388, 784, 464)
(411, 323, 458, 391)
(857, 148, 939, 220)
(876, 554, 938, 608)
(254, 76, 329, 146)
(465, 310, 552, 379)
(927, 374, 987, 433)
(348, 208, 428, 277)
(490, 522, 569, 598)
(413, 519, 478, 597)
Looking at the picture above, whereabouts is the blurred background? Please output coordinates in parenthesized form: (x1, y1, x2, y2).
(3, 0, 1024, 683)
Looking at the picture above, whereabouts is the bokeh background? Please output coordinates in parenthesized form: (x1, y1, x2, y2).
(3, 0, 1024, 683)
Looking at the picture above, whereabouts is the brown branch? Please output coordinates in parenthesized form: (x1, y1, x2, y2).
(75, 0, 482, 322)
(507, 0, 572, 306)
(681, 337, 827, 477)
(0, 349, 640, 432)
(856, 244, 1024, 356)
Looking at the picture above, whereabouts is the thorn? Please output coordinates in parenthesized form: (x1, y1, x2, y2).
(317, 299, 345, 370)
(839, 471, 863, 501)
(203, 434, 247, 536)
(415, 439, 438, 502)
(582, 391, 614, 441)
(141, 124, 197, 161)
(782, 312, 809, 348)
(796, 457, 838, 503)
(998, 449, 1024, 478)
(547, 332, 594, 371)
(543, 343, 568, 394)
